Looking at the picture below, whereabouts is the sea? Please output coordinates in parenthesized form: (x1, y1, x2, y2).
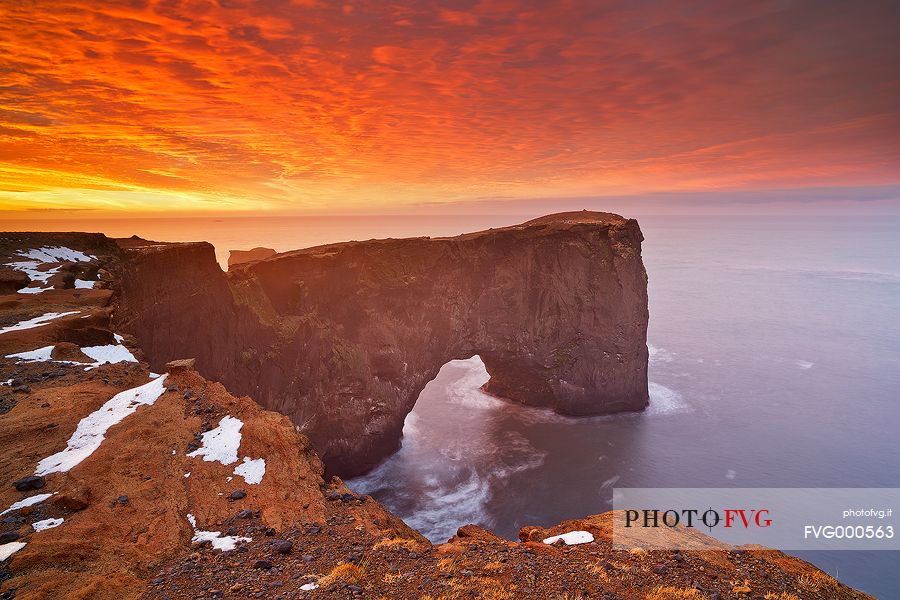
(7, 214, 899, 597)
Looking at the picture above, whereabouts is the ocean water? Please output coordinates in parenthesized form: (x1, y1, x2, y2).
(348, 215, 900, 598)
(7, 214, 899, 596)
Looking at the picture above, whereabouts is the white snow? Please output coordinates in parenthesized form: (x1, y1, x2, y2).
(542, 530, 594, 546)
(35, 376, 167, 476)
(234, 457, 266, 485)
(184, 472, 191, 478)
(7, 343, 137, 369)
(80, 344, 138, 365)
(5, 247, 95, 291)
(0, 493, 55, 516)
(32, 518, 64, 532)
(74, 279, 96, 289)
(0, 311, 79, 336)
(6, 261, 59, 283)
(113, 333, 125, 343)
(186, 514, 250, 551)
(187, 416, 243, 465)
(18, 246, 94, 263)
(17, 286, 53, 295)
(149, 372, 161, 379)
(6, 346, 56, 362)
(1, 379, 11, 386)
(300, 582, 319, 591)
(0, 542, 27, 561)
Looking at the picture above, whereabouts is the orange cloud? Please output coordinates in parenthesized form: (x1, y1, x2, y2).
(0, 0, 897, 214)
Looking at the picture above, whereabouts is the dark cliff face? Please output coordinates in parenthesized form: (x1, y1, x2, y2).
(113, 212, 649, 476)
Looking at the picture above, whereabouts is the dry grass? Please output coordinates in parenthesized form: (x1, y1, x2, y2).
(764, 593, 801, 600)
(731, 579, 753, 594)
(317, 562, 366, 587)
(382, 571, 405, 584)
(797, 571, 842, 593)
(481, 561, 504, 572)
(373, 536, 422, 552)
(644, 586, 702, 600)
(437, 556, 461, 572)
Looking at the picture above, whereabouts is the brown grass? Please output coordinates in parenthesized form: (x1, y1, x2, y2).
(764, 593, 801, 600)
(797, 571, 842, 593)
(438, 556, 460, 572)
(481, 561, 504, 572)
(372, 536, 422, 552)
(644, 587, 702, 600)
(317, 562, 366, 587)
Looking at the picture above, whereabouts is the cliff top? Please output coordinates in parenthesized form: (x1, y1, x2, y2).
(230, 211, 637, 268)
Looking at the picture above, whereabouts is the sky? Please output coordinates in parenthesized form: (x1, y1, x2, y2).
(1, 0, 898, 217)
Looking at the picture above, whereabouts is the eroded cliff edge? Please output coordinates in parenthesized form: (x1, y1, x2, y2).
(113, 212, 649, 476)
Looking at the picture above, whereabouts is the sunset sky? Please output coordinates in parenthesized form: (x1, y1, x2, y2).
(1, 0, 898, 216)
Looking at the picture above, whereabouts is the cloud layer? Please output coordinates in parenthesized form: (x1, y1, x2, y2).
(1, 0, 898, 212)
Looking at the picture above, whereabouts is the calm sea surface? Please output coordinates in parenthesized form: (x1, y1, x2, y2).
(8, 214, 899, 597)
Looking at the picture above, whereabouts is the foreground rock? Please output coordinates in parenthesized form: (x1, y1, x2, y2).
(0, 231, 871, 600)
(116, 212, 649, 475)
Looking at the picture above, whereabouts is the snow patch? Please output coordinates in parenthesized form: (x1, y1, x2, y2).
(114, 333, 124, 343)
(0, 493, 55, 516)
(0, 311, 79, 336)
(17, 246, 94, 263)
(0, 542, 27, 561)
(6, 346, 56, 362)
(7, 343, 138, 370)
(234, 457, 266, 485)
(543, 530, 594, 545)
(300, 582, 319, 591)
(187, 514, 250, 551)
(187, 416, 243, 465)
(80, 344, 138, 365)
(6, 261, 59, 283)
(5, 247, 95, 292)
(17, 286, 53, 295)
(74, 279, 96, 289)
(35, 376, 167, 476)
(184, 472, 191, 478)
(32, 518, 64, 532)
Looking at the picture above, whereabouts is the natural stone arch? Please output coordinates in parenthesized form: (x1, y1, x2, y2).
(117, 212, 649, 476)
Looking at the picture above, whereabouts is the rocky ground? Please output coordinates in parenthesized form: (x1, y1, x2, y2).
(0, 233, 875, 599)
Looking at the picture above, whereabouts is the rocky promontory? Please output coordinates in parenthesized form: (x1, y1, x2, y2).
(115, 212, 650, 475)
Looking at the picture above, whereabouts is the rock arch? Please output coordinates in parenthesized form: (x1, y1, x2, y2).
(115, 212, 649, 476)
